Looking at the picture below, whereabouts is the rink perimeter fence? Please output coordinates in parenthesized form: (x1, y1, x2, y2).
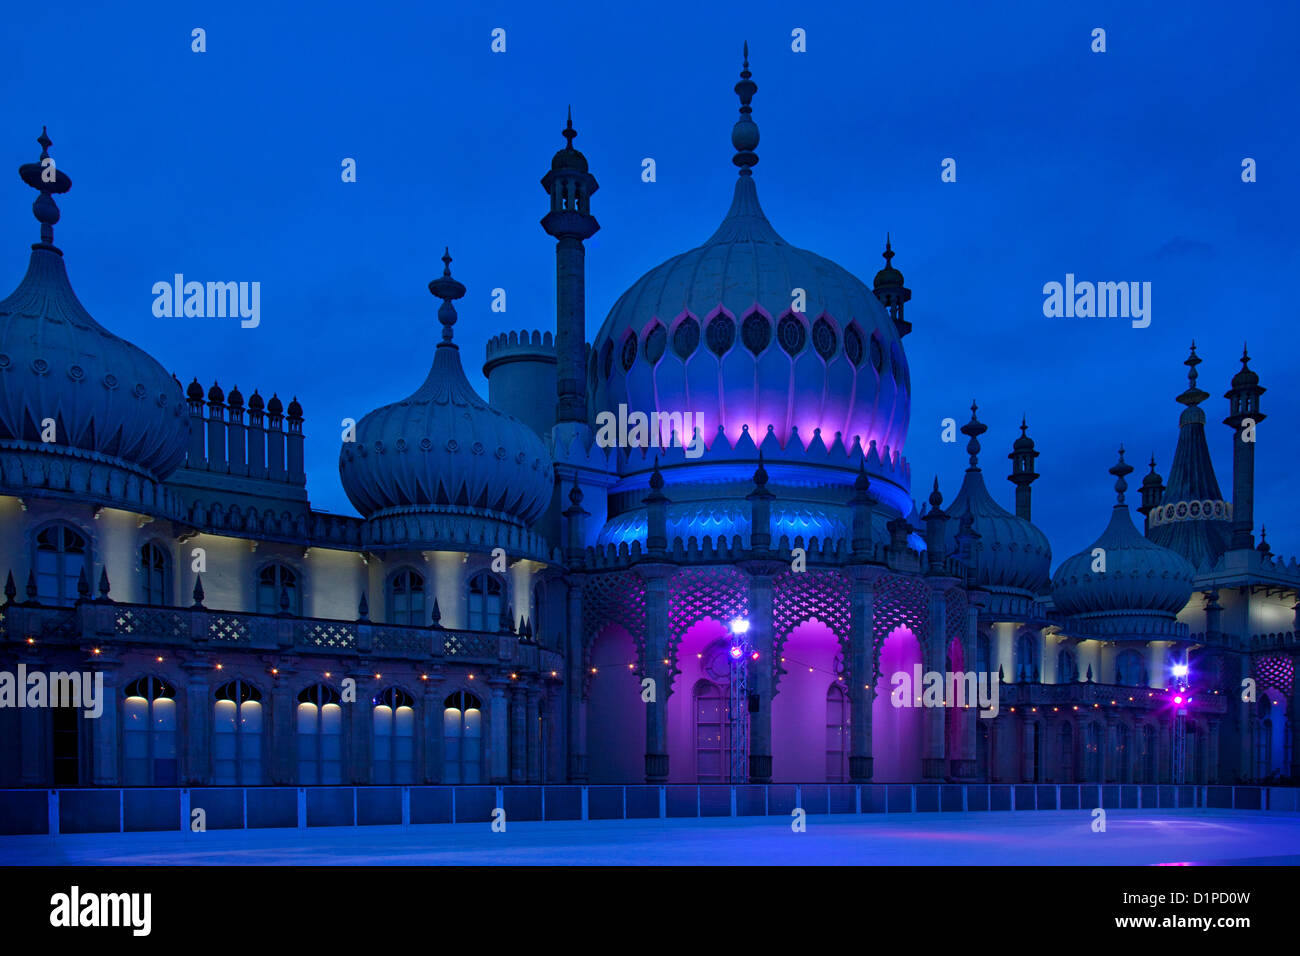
(2, 783, 1299, 836)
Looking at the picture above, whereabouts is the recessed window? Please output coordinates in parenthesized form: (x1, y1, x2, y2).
(35, 524, 87, 607)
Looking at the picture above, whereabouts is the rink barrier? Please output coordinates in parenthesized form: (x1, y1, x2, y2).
(0, 783, 1296, 836)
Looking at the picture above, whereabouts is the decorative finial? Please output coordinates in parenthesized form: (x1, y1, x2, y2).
(649, 454, 664, 491)
(929, 476, 943, 509)
(1241, 342, 1251, 367)
(563, 106, 576, 149)
(883, 233, 894, 267)
(1020, 415, 1028, 437)
(731, 43, 759, 175)
(18, 126, 73, 249)
(753, 449, 768, 488)
(960, 400, 987, 469)
(1258, 526, 1271, 555)
(428, 246, 467, 343)
(1109, 445, 1134, 503)
(1177, 343, 1209, 408)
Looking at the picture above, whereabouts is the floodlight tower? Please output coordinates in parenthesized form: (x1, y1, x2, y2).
(1171, 661, 1190, 784)
(729, 618, 751, 783)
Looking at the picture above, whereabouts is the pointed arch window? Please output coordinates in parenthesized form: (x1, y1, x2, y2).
(777, 314, 806, 356)
(443, 690, 483, 785)
(1017, 633, 1038, 682)
(389, 568, 426, 626)
(141, 542, 170, 606)
(34, 523, 88, 607)
(742, 311, 771, 355)
(1115, 649, 1144, 686)
(672, 316, 700, 359)
(1058, 648, 1078, 683)
(812, 317, 837, 360)
(257, 563, 299, 615)
(705, 313, 736, 356)
(123, 676, 178, 786)
(373, 687, 415, 784)
(213, 679, 263, 785)
(297, 684, 343, 785)
(467, 572, 504, 632)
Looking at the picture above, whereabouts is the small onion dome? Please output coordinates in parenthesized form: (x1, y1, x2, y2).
(1141, 456, 1163, 490)
(551, 108, 589, 173)
(287, 396, 303, 419)
(0, 128, 188, 481)
(1231, 345, 1260, 388)
(944, 403, 1051, 593)
(207, 381, 224, 404)
(247, 389, 264, 412)
(227, 384, 244, 408)
(266, 393, 283, 416)
(873, 234, 905, 290)
(186, 377, 205, 401)
(340, 250, 553, 526)
(1051, 447, 1196, 619)
(1012, 418, 1036, 453)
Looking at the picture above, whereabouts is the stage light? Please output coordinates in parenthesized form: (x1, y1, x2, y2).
(729, 645, 743, 660)
(730, 618, 749, 635)
(1172, 663, 1188, 678)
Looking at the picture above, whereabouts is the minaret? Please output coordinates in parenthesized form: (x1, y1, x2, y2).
(1138, 455, 1164, 532)
(540, 108, 600, 426)
(873, 234, 912, 338)
(1223, 344, 1265, 551)
(1007, 416, 1039, 521)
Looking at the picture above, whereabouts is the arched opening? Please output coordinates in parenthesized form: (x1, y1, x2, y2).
(140, 542, 170, 606)
(467, 572, 504, 632)
(257, 564, 299, 615)
(872, 625, 923, 782)
(586, 624, 645, 784)
(772, 619, 841, 783)
(34, 523, 88, 607)
(666, 618, 731, 783)
(388, 569, 426, 626)
(372, 687, 415, 784)
(123, 676, 177, 786)
(213, 679, 263, 785)
(826, 683, 850, 783)
(443, 690, 483, 785)
(296, 684, 342, 784)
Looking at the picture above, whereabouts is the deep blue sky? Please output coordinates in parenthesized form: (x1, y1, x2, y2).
(3, 0, 1297, 568)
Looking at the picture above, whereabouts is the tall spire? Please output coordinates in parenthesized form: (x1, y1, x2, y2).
(1008, 415, 1040, 521)
(1224, 340, 1266, 551)
(428, 247, 466, 344)
(731, 42, 759, 175)
(873, 233, 912, 337)
(18, 126, 73, 251)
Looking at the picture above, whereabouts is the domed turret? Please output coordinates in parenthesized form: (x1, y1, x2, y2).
(945, 402, 1051, 594)
(339, 251, 553, 531)
(590, 48, 910, 470)
(1052, 447, 1196, 623)
(0, 129, 189, 493)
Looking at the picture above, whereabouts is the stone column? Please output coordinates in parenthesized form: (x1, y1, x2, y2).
(510, 684, 527, 783)
(421, 668, 445, 783)
(270, 670, 296, 785)
(847, 568, 879, 781)
(347, 669, 371, 784)
(90, 660, 122, 786)
(564, 578, 588, 782)
(950, 598, 983, 780)
(545, 681, 564, 782)
(921, 588, 947, 780)
(526, 686, 542, 783)
(489, 676, 510, 784)
(1207, 719, 1220, 785)
(640, 564, 675, 783)
(741, 560, 782, 783)
(182, 659, 211, 785)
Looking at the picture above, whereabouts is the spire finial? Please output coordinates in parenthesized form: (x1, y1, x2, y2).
(960, 400, 987, 469)
(929, 476, 944, 509)
(1176, 342, 1209, 408)
(18, 126, 73, 249)
(731, 43, 760, 175)
(563, 106, 576, 149)
(428, 246, 467, 343)
(1109, 445, 1134, 504)
(883, 233, 894, 266)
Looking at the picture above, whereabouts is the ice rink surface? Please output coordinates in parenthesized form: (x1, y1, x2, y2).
(2, 810, 1299, 865)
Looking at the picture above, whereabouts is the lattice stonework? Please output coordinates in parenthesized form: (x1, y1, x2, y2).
(666, 566, 749, 695)
(208, 616, 252, 644)
(306, 622, 356, 650)
(773, 569, 852, 657)
(872, 573, 931, 654)
(1255, 655, 1294, 699)
(582, 569, 647, 664)
(944, 586, 968, 648)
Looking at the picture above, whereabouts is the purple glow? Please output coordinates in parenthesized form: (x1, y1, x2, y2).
(873, 625, 923, 782)
(729, 645, 743, 660)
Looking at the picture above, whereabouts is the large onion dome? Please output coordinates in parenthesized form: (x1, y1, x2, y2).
(944, 403, 1051, 594)
(589, 49, 910, 469)
(339, 251, 553, 530)
(0, 130, 189, 493)
(1052, 448, 1196, 624)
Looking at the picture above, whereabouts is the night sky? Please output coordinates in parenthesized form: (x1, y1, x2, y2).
(3, 0, 1296, 567)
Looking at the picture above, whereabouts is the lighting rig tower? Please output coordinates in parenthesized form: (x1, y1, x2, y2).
(1172, 661, 1190, 784)
(729, 618, 751, 783)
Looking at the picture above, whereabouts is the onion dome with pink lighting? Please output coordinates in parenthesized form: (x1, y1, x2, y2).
(1051, 448, 1196, 633)
(339, 251, 554, 531)
(0, 129, 190, 491)
(588, 48, 910, 475)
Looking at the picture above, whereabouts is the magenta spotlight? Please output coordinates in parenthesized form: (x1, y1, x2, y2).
(729, 645, 743, 660)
